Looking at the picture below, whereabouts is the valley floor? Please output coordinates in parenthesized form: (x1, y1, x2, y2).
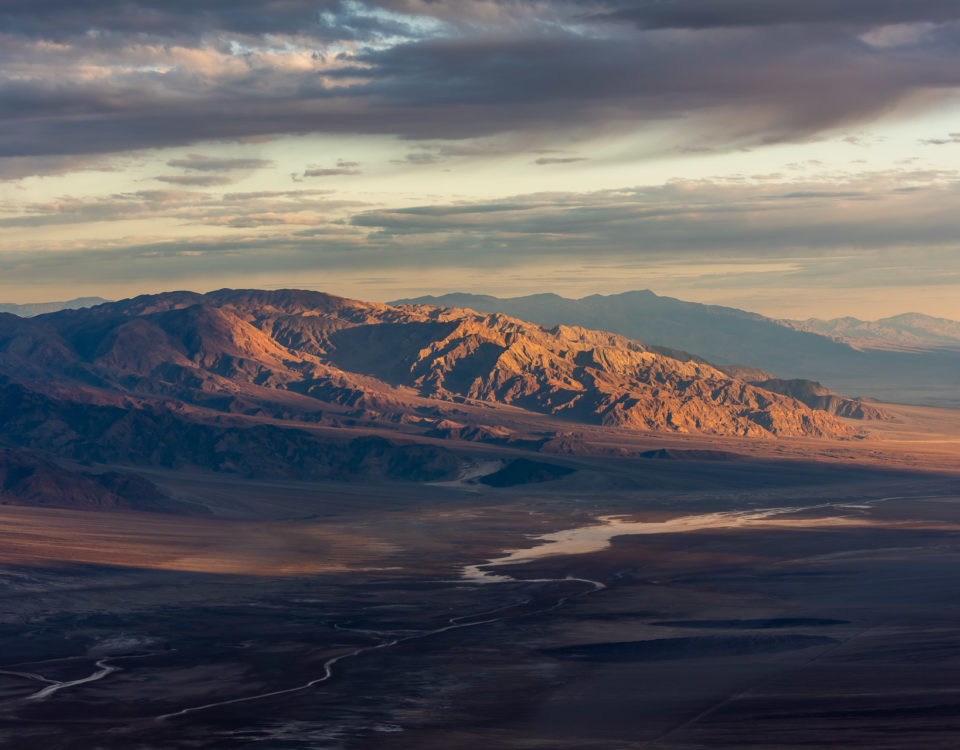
(0, 409, 959, 749)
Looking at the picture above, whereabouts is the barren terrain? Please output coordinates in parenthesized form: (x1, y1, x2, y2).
(0, 399, 957, 749)
(0, 290, 958, 748)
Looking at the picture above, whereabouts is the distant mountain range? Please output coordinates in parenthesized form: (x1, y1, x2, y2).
(393, 292, 960, 407)
(0, 297, 110, 317)
(0, 288, 885, 508)
(784, 313, 960, 352)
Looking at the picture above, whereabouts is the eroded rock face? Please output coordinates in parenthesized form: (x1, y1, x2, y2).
(0, 288, 859, 440)
(358, 309, 858, 438)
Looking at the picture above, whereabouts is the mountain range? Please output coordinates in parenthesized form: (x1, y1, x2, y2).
(784, 313, 960, 352)
(394, 291, 960, 407)
(0, 297, 110, 317)
(0, 288, 894, 509)
(0, 288, 861, 438)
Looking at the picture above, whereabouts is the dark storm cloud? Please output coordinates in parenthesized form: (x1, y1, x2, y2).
(0, 0, 426, 42)
(335, 27, 960, 138)
(4, 1, 960, 166)
(587, 0, 960, 29)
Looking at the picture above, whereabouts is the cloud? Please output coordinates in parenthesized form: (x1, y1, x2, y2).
(298, 159, 363, 177)
(0, 230, 377, 292)
(154, 175, 235, 186)
(0, 187, 368, 228)
(392, 152, 446, 166)
(0, 154, 123, 181)
(391, 140, 517, 165)
(586, 0, 960, 30)
(4, 1, 960, 162)
(919, 132, 960, 145)
(0, 0, 435, 42)
(222, 188, 335, 199)
(165, 154, 275, 172)
(534, 156, 587, 165)
(11, 165, 958, 270)
(4, 170, 960, 304)
(303, 168, 358, 177)
(350, 170, 960, 259)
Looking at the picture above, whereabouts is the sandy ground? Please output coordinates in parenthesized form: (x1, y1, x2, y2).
(0, 506, 398, 575)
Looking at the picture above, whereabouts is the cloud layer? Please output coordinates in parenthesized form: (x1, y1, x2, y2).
(3, 2, 960, 317)
(4, 169, 960, 294)
(4, 1, 960, 169)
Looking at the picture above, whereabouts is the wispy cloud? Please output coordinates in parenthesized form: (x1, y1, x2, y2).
(352, 170, 960, 261)
(534, 156, 587, 165)
(0, 187, 368, 228)
(154, 175, 236, 186)
(165, 154, 275, 172)
(919, 133, 960, 145)
(3, 169, 960, 299)
(300, 159, 363, 178)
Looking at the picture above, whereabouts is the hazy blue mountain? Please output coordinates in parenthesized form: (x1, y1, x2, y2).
(785, 312, 960, 352)
(0, 297, 110, 317)
(392, 291, 960, 407)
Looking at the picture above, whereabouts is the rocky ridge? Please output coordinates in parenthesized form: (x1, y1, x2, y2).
(0, 288, 878, 503)
(0, 289, 860, 442)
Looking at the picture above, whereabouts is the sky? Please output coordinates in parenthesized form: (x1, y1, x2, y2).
(2, 0, 960, 320)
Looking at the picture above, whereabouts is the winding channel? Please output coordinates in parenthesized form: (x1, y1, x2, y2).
(22, 660, 119, 701)
(156, 575, 604, 721)
(0, 653, 158, 703)
(157, 504, 846, 721)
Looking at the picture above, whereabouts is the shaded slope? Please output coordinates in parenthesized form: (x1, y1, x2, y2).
(477, 458, 576, 487)
(713, 369, 890, 421)
(0, 446, 185, 512)
(746, 378, 891, 421)
(0, 381, 460, 483)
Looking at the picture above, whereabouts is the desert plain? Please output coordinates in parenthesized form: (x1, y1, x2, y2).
(0, 399, 957, 750)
